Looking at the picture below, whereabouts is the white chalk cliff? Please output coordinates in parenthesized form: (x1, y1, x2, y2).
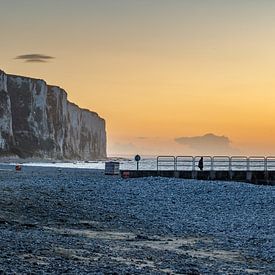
(0, 70, 106, 159)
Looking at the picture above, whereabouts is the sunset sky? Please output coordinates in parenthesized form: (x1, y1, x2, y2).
(1, 0, 275, 156)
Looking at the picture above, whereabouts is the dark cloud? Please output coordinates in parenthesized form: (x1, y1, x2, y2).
(175, 133, 238, 155)
(25, 59, 47, 63)
(15, 54, 55, 63)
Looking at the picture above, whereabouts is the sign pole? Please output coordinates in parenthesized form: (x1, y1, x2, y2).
(135, 154, 141, 171)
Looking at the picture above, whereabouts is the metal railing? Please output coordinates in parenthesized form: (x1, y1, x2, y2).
(176, 156, 193, 170)
(266, 157, 275, 170)
(213, 156, 231, 171)
(157, 156, 176, 171)
(157, 155, 275, 171)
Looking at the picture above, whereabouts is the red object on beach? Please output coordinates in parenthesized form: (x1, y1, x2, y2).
(122, 171, 130, 179)
(15, 164, 22, 171)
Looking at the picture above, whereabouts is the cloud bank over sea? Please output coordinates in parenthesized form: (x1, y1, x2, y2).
(175, 133, 239, 155)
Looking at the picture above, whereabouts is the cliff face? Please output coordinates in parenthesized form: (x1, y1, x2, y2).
(0, 70, 106, 160)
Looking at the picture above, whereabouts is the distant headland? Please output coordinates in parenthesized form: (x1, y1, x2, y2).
(0, 70, 106, 160)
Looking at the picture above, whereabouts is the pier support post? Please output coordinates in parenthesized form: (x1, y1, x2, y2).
(174, 171, 180, 178)
(264, 171, 269, 184)
(210, 171, 216, 180)
(246, 171, 252, 182)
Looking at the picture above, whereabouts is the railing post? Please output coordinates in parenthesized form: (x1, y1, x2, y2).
(247, 157, 250, 171)
(192, 157, 195, 171)
(229, 157, 232, 171)
(210, 157, 214, 171)
(157, 157, 159, 171)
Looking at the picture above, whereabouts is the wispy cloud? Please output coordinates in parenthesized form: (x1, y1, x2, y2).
(15, 54, 55, 63)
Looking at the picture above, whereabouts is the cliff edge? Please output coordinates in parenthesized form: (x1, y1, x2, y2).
(0, 70, 106, 160)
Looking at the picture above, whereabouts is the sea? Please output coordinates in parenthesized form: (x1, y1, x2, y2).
(1, 153, 274, 171)
(19, 157, 157, 170)
(5, 155, 271, 171)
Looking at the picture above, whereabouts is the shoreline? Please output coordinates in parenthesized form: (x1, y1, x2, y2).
(0, 156, 132, 164)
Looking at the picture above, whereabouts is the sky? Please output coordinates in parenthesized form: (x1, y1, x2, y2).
(1, 0, 275, 156)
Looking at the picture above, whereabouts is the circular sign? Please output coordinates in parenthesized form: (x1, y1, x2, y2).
(135, 155, 141, 162)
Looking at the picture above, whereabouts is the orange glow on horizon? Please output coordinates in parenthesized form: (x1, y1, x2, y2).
(1, 1, 275, 156)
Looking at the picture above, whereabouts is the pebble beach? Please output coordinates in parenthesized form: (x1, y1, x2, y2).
(0, 165, 274, 274)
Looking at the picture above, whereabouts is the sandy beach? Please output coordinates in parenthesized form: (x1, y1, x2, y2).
(0, 165, 274, 274)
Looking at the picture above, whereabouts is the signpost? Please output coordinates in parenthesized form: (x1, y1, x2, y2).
(135, 154, 141, 170)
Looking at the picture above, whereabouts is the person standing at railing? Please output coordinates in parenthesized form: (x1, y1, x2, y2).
(198, 157, 203, 171)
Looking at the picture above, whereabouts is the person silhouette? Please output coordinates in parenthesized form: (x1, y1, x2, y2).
(198, 157, 203, 171)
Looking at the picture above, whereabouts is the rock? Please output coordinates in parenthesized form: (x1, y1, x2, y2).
(0, 70, 106, 160)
